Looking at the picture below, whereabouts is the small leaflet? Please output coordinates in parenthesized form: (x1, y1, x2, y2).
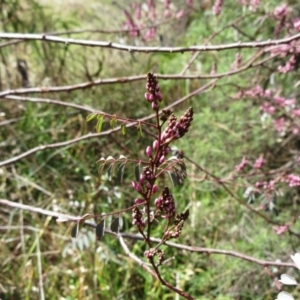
(86, 112, 98, 122)
(71, 222, 80, 238)
(116, 163, 126, 184)
(110, 217, 120, 234)
(96, 219, 105, 239)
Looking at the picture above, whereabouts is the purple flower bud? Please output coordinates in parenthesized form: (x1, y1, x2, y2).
(159, 155, 165, 164)
(145, 93, 154, 103)
(146, 146, 152, 157)
(132, 181, 141, 192)
(152, 185, 158, 194)
(154, 198, 160, 206)
(153, 140, 159, 151)
(156, 91, 162, 102)
(135, 198, 144, 204)
(140, 173, 146, 181)
(164, 147, 170, 154)
(152, 102, 158, 111)
(146, 182, 151, 189)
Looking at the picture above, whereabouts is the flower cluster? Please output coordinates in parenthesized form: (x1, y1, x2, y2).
(131, 74, 192, 266)
(164, 210, 190, 240)
(285, 174, 300, 187)
(144, 248, 165, 266)
(144, 72, 162, 111)
(155, 187, 176, 219)
(235, 156, 248, 172)
(160, 107, 194, 145)
(240, 86, 299, 136)
(132, 206, 145, 229)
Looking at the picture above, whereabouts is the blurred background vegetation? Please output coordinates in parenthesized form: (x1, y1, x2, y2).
(0, 0, 300, 299)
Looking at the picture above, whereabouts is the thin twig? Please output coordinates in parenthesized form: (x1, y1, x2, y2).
(0, 32, 299, 52)
(0, 80, 216, 167)
(0, 53, 279, 98)
(118, 234, 195, 300)
(0, 198, 296, 269)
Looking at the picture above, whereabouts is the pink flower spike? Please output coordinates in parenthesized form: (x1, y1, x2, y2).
(253, 155, 264, 169)
(146, 146, 152, 158)
(235, 156, 248, 172)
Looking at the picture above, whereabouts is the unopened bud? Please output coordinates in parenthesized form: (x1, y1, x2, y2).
(135, 198, 144, 204)
(152, 185, 158, 194)
(132, 181, 141, 192)
(152, 102, 158, 110)
(146, 146, 152, 157)
(159, 155, 165, 164)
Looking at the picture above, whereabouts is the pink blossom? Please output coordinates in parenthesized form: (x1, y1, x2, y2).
(273, 225, 289, 235)
(260, 102, 275, 114)
(212, 0, 223, 16)
(264, 89, 272, 97)
(245, 85, 264, 98)
(186, 0, 193, 7)
(284, 98, 296, 106)
(293, 18, 300, 30)
(273, 4, 288, 20)
(249, 0, 261, 11)
(176, 9, 185, 19)
(134, 3, 142, 19)
(273, 96, 286, 106)
(286, 174, 300, 187)
(278, 55, 296, 73)
(254, 155, 264, 169)
(255, 180, 275, 191)
(273, 118, 285, 133)
(291, 109, 300, 117)
(164, 0, 171, 9)
(164, 9, 171, 18)
(293, 127, 299, 135)
(144, 27, 156, 41)
(236, 156, 248, 172)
